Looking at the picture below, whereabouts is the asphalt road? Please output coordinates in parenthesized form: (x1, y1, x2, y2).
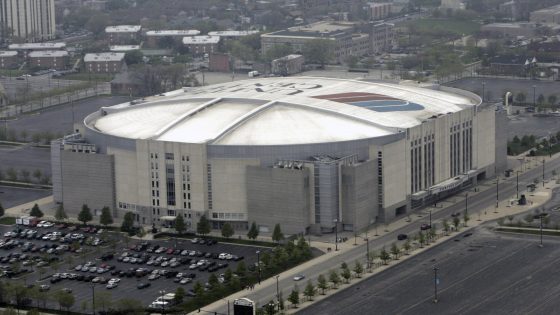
(0, 76, 81, 101)
(0, 145, 51, 177)
(298, 227, 560, 315)
(206, 156, 560, 314)
(507, 111, 560, 141)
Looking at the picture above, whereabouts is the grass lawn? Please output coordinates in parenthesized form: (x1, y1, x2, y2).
(0, 217, 16, 225)
(407, 19, 481, 37)
(0, 69, 27, 77)
(59, 72, 114, 82)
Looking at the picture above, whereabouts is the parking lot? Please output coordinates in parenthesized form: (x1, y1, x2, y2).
(0, 223, 270, 312)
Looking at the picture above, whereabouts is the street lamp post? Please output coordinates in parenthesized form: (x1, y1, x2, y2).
(539, 214, 544, 248)
(482, 81, 486, 102)
(276, 275, 280, 312)
(256, 250, 261, 284)
(516, 170, 520, 199)
(542, 158, 545, 187)
(464, 192, 468, 216)
(91, 283, 96, 315)
(533, 85, 537, 107)
(433, 266, 439, 303)
(429, 209, 432, 228)
(334, 219, 339, 251)
(366, 237, 370, 269)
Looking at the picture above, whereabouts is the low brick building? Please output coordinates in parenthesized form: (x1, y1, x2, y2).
(209, 53, 231, 72)
(182, 36, 220, 56)
(84, 52, 126, 73)
(105, 25, 142, 45)
(28, 50, 69, 70)
(145, 30, 200, 48)
(0, 51, 18, 69)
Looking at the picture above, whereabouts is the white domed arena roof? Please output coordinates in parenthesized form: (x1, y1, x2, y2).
(89, 77, 481, 145)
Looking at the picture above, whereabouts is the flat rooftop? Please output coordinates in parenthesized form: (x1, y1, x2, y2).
(105, 25, 141, 33)
(0, 51, 18, 57)
(182, 36, 220, 44)
(109, 45, 141, 52)
(8, 42, 66, 50)
(263, 21, 355, 38)
(28, 50, 69, 57)
(208, 30, 259, 37)
(84, 52, 125, 62)
(146, 30, 200, 36)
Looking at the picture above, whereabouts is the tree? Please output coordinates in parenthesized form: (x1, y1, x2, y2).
(379, 247, 391, 264)
(537, 94, 546, 106)
(317, 274, 328, 294)
(30, 203, 43, 218)
(120, 212, 135, 233)
(193, 281, 204, 298)
(6, 168, 17, 181)
(175, 214, 186, 235)
(54, 204, 67, 221)
(548, 95, 557, 106)
(288, 286, 300, 308)
(86, 14, 110, 38)
(54, 290, 75, 311)
(353, 260, 364, 278)
(272, 224, 284, 243)
(20, 169, 30, 182)
(329, 270, 341, 288)
(303, 280, 315, 301)
(390, 243, 400, 260)
(32, 169, 41, 181)
(452, 216, 461, 230)
(99, 206, 113, 227)
(463, 213, 470, 227)
(78, 204, 93, 225)
(94, 291, 112, 313)
(418, 232, 426, 247)
(515, 92, 526, 104)
(247, 221, 259, 240)
(221, 222, 234, 238)
(125, 50, 144, 65)
(302, 39, 334, 67)
(403, 239, 411, 255)
(443, 219, 450, 235)
(115, 298, 144, 315)
(340, 265, 351, 283)
(0, 202, 4, 217)
(196, 215, 211, 236)
(235, 261, 246, 278)
(263, 44, 292, 62)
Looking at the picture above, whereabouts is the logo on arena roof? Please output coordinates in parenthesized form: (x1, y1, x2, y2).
(312, 92, 424, 112)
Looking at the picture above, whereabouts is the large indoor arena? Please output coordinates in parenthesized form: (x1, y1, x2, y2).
(51, 77, 506, 235)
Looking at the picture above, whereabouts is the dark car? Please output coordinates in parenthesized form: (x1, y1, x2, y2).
(420, 224, 431, 231)
(101, 253, 114, 261)
(397, 234, 408, 240)
(137, 282, 150, 289)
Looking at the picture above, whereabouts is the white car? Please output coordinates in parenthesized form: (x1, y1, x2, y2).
(188, 264, 198, 270)
(218, 253, 228, 260)
(37, 221, 47, 228)
(106, 282, 118, 289)
(108, 278, 120, 284)
(293, 275, 305, 281)
(42, 222, 54, 228)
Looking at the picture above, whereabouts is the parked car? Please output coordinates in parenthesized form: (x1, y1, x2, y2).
(397, 234, 408, 240)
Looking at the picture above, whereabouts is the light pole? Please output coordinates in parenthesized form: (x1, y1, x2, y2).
(256, 250, 261, 284)
(276, 275, 280, 312)
(539, 214, 544, 248)
(334, 219, 339, 251)
(495, 167, 499, 210)
(365, 237, 370, 269)
(516, 170, 520, 199)
(429, 209, 432, 227)
(91, 283, 96, 315)
(464, 192, 468, 216)
(159, 289, 166, 314)
(433, 266, 439, 303)
(481, 81, 486, 102)
(542, 158, 545, 187)
(533, 85, 537, 107)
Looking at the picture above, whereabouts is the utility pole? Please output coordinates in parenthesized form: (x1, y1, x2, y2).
(256, 250, 261, 284)
(433, 266, 439, 303)
(366, 237, 370, 269)
(539, 214, 544, 248)
(542, 158, 545, 187)
(516, 170, 520, 199)
(276, 275, 280, 313)
(334, 219, 339, 251)
(429, 209, 432, 227)
(464, 192, 468, 216)
(91, 283, 95, 315)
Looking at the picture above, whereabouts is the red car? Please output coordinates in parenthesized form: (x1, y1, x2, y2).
(166, 248, 174, 255)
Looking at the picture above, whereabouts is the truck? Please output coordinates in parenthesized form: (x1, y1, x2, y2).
(248, 71, 260, 78)
(149, 293, 176, 309)
(17, 216, 39, 227)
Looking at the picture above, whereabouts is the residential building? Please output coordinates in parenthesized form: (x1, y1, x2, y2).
(28, 50, 68, 70)
(0, 0, 56, 42)
(109, 45, 141, 53)
(207, 30, 259, 41)
(366, 2, 392, 20)
(105, 25, 142, 44)
(182, 36, 220, 56)
(8, 42, 66, 58)
(369, 22, 394, 54)
(0, 50, 17, 68)
(530, 4, 560, 24)
(145, 30, 200, 48)
(481, 23, 538, 38)
(84, 52, 126, 73)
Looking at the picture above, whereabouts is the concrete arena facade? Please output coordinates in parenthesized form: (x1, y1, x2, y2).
(51, 77, 505, 235)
